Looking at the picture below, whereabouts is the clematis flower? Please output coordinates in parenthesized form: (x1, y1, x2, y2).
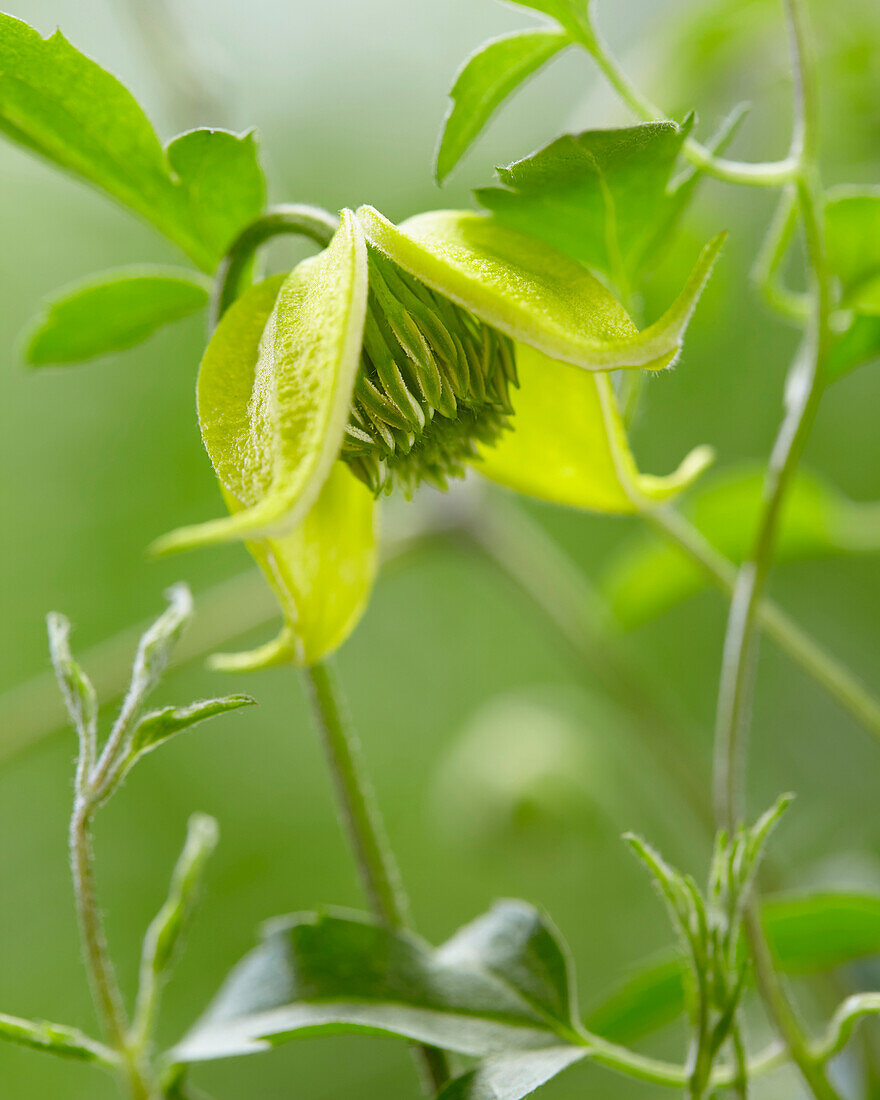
(155, 207, 720, 666)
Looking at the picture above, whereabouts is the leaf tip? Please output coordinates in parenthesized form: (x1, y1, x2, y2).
(208, 629, 297, 673)
(188, 811, 220, 848)
(46, 609, 70, 638)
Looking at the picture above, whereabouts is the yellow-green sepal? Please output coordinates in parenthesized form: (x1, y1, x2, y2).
(358, 205, 724, 372)
(212, 462, 378, 669)
(153, 208, 368, 554)
(477, 342, 714, 513)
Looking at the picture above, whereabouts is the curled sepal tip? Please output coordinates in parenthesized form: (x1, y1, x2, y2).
(358, 205, 725, 371)
(209, 627, 297, 673)
(477, 343, 714, 514)
(152, 208, 368, 556)
(211, 464, 377, 669)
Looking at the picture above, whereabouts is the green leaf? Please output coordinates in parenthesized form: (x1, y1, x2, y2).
(173, 908, 561, 1063)
(584, 956, 686, 1044)
(602, 466, 880, 627)
(763, 893, 880, 973)
(824, 188, 880, 380)
(128, 695, 255, 760)
(623, 833, 702, 958)
(477, 342, 712, 514)
(128, 583, 194, 700)
(154, 210, 369, 552)
(24, 268, 209, 366)
(826, 188, 880, 306)
(176, 893, 879, 1087)
(476, 120, 694, 291)
(46, 612, 97, 754)
(133, 814, 220, 1048)
(165, 129, 266, 266)
(0, 15, 265, 270)
(624, 796, 792, 1059)
(83, 584, 205, 806)
(438, 900, 578, 1033)
(585, 892, 880, 1044)
(360, 205, 725, 372)
(0, 1012, 116, 1068)
(435, 29, 570, 184)
(139, 815, 218, 978)
(438, 1048, 587, 1100)
(826, 314, 880, 382)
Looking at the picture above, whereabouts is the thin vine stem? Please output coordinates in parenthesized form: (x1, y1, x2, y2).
(568, 1026, 785, 1090)
(752, 187, 810, 322)
(209, 203, 339, 327)
(69, 799, 151, 1099)
(301, 661, 409, 926)
(68, 807, 128, 1051)
(707, 1, 841, 1097)
(713, 0, 830, 834)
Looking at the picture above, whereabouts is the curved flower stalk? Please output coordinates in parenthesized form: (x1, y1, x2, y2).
(154, 207, 721, 667)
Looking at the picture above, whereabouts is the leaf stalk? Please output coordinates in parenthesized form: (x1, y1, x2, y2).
(574, 13, 799, 188)
(209, 204, 339, 327)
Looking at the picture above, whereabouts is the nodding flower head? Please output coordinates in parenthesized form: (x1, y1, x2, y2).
(154, 206, 722, 665)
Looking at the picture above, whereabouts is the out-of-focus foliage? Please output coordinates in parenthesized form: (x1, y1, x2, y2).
(24, 269, 208, 366)
(602, 467, 880, 628)
(586, 892, 880, 1042)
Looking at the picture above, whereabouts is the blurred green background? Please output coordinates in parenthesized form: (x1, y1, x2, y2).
(1, 0, 879, 1096)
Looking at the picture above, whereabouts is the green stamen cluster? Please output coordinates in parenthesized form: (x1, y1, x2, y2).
(341, 248, 518, 496)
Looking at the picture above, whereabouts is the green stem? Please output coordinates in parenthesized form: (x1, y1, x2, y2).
(210, 204, 339, 327)
(752, 187, 811, 322)
(815, 993, 880, 1064)
(301, 660, 450, 1092)
(302, 661, 409, 925)
(745, 908, 839, 1100)
(641, 505, 880, 746)
(576, 16, 798, 188)
(708, 3, 841, 1097)
(569, 1027, 784, 1090)
(69, 805, 150, 1100)
(69, 809, 126, 1049)
(731, 1025, 749, 1099)
(714, 61, 830, 829)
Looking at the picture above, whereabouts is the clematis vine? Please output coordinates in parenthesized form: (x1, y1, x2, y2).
(155, 206, 722, 666)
